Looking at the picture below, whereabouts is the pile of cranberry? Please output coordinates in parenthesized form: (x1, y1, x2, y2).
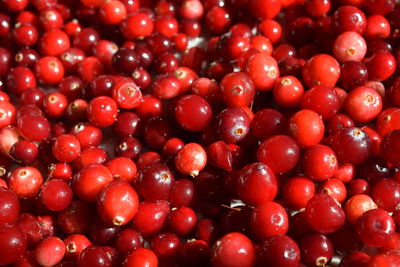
(2, 0, 400, 265)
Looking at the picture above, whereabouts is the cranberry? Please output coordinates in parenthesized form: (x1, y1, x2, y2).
(112, 48, 140, 75)
(35, 237, 65, 267)
(249, 0, 280, 19)
(251, 201, 289, 240)
(123, 248, 158, 267)
(6, 66, 37, 95)
(246, 53, 279, 91)
(105, 157, 137, 183)
(69, 123, 101, 149)
(57, 200, 93, 234)
(175, 94, 212, 131)
(236, 162, 278, 206)
(0, 224, 27, 265)
(333, 5, 366, 34)
(356, 208, 395, 247)
(8, 166, 43, 199)
(72, 164, 113, 202)
(150, 232, 180, 259)
(142, 117, 171, 148)
(211, 232, 255, 267)
(12, 23, 39, 46)
(218, 107, 250, 144)
(78, 246, 113, 266)
(331, 127, 372, 164)
(135, 163, 174, 201)
(20, 87, 44, 106)
(167, 206, 197, 236)
(131, 200, 170, 236)
(371, 178, 400, 212)
(98, 179, 139, 226)
(39, 29, 70, 56)
(40, 179, 73, 211)
(112, 77, 143, 109)
(257, 135, 300, 174)
(282, 176, 315, 210)
(205, 7, 231, 33)
(34, 56, 65, 85)
(0, 101, 16, 128)
(152, 73, 181, 99)
(51, 134, 81, 163)
(302, 144, 338, 181)
(0, 187, 20, 225)
(175, 143, 207, 176)
(302, 54, 340, 88)
(87, 96, 118, 127)
(289, 109, 324, 147)
(100, 0, 127, 24)
(305, 193, 345, 234)
(300, 234, 333, 267)
(381, 130, 400, 165)
(120, 12, 154, 39)
(273, 75, 304, 108)
(344, 194, 377, 224)
(366, 51, 396, 81)
(63, 234, 92, 262)
(261, 235, 300, 267)
(168, 179, 195, 207)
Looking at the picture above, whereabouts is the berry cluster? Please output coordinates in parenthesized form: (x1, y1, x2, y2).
(0, 0, 400, 266)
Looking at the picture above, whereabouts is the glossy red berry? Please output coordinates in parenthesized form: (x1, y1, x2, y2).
(175, 94, 212, 131)
(72, 164, 113, 202)
(0, 187, 20, 225)
(331, 127, 372, 164)
(100, 0, 127, 24)
(355, 208, 395, 247)
(131, 200, 170, 236)
(305, 193, 345, 234)
(123, 248, 158, 267)
(220, 72, 255, 107)
(261, 235, 300, 267)
(300, 234, 333, 267)
(257, 135, 300, 174)
(302, 54, 340, 88)
(211, 232, 256, 267)
(250, 201, 289, 240)
(135, 163, 174, 201)
(344, 86, 382, 123)
(87, 96, 118, 127)
(150, 232, 180, 259)
(35, 237, 65, 267)
(301, 84, 341, 119)
(175, 143, 207, 176)
(40, 179, 73, 211)
(112, 77, 143, 109)
(167, 206, 197, 236)
(39, 29, 70, 56)
(289, 109, 324, 147)
(302, 144, 338, 181)
(34, 56, 65, 84)
(121, 12, 154, 39)
(282, 176, 315, 210)
(246, 53, 279, 91)
(236, 162, 278, 206)
(8, 166, 43, 199)
(52, 134, 81, 163)
(97, 179, 139, 226)
(0, 224, 27, 265)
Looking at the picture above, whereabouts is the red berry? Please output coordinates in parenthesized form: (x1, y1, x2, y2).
(97, 179, 139, 226)
(211, 232, 256, 267)
(175, 143, 207, 176)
